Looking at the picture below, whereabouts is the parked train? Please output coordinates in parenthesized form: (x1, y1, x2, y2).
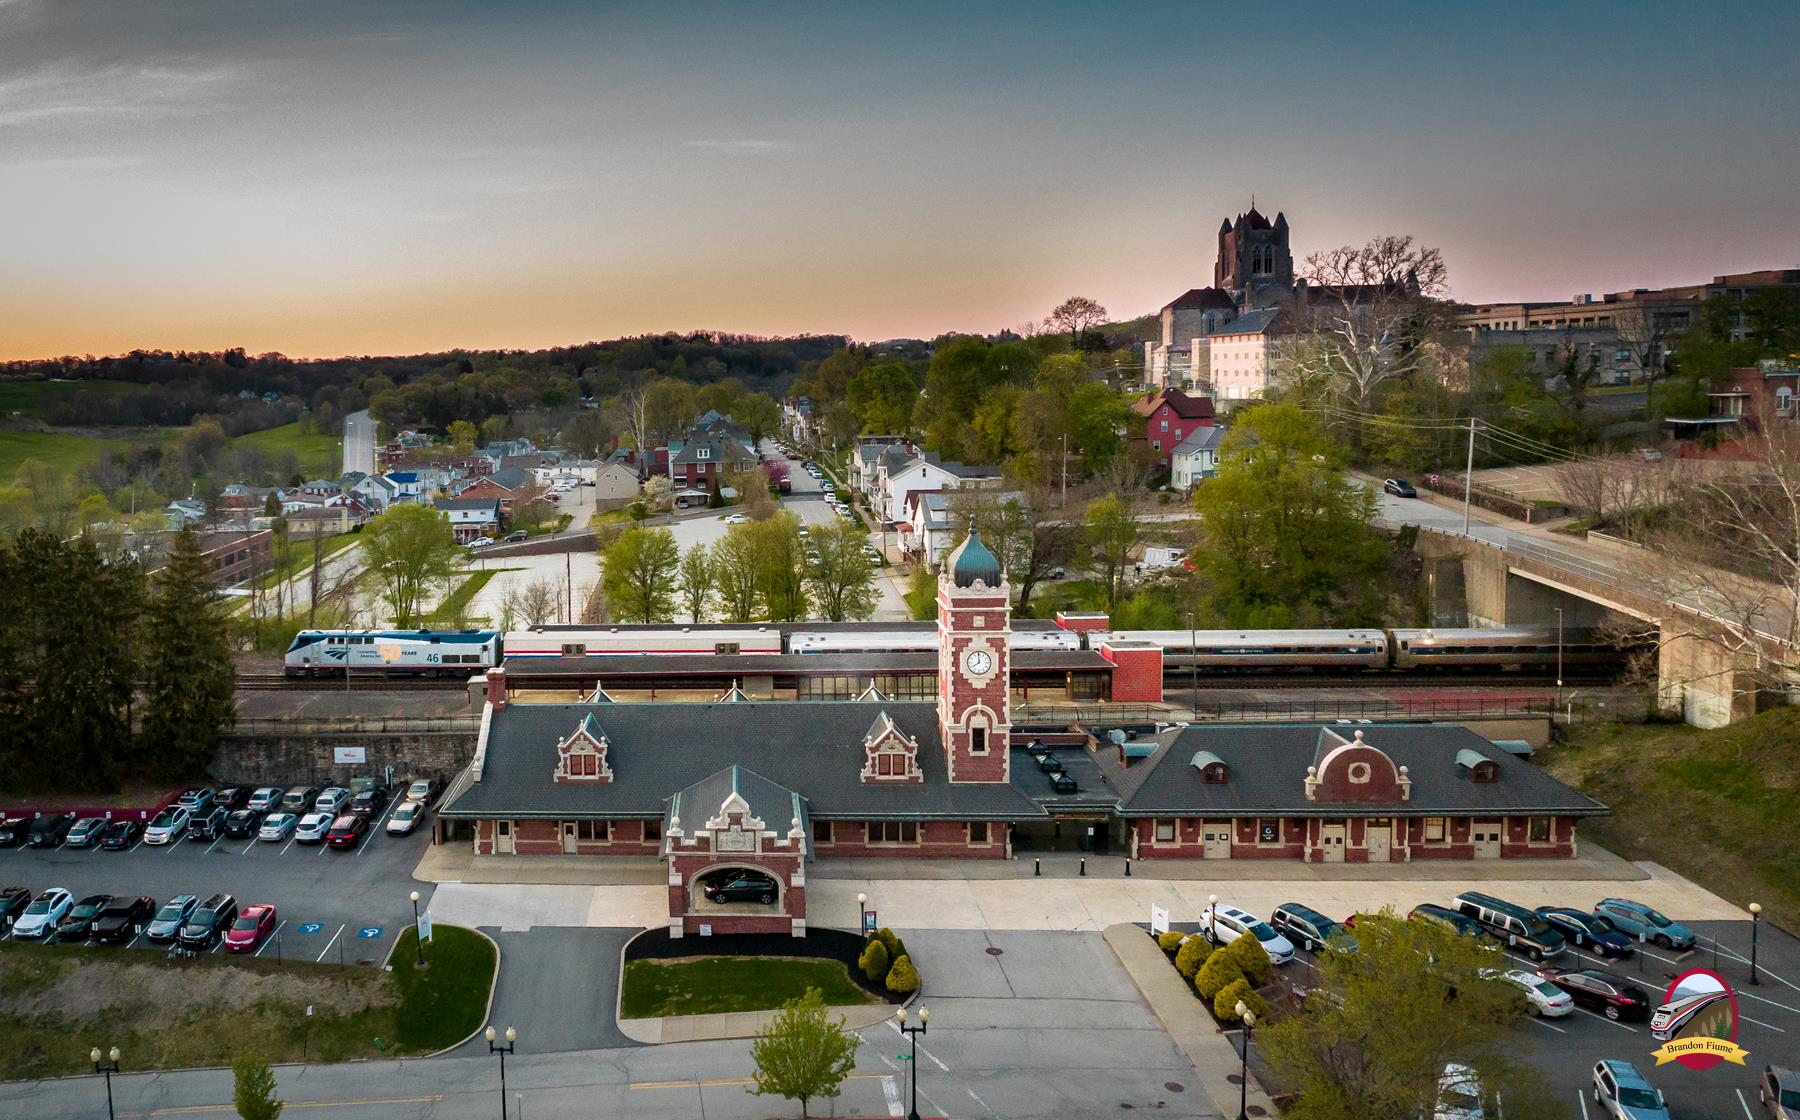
(285, 623, 1636, 678)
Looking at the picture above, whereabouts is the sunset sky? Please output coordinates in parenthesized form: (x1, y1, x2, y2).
(2, 0, 1796, 360)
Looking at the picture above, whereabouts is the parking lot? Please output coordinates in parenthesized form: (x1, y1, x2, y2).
(0, 797, 436, 967)
(1274, 916, 1800, 1118)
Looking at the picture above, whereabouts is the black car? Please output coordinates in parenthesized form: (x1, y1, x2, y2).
(1534, 906, 1635, 958)
(28, 813, 76, 848)
(0, 817, 29, 848)
(222, 809, 264, 839)
(703, 872, 778, 905)
(214, 787, 250, 812)
(56, 893, 115, 941)
(178, 892, 238, 952)
(0, 884, 31, 928)
(349, 787, 390, 817)
(1537, 967, 1652, 1021)
(188, 806, 229, 841)
(100, 820, 143, 850)
(1382, 478, 1418, 498)
(90, 896, 156, 945)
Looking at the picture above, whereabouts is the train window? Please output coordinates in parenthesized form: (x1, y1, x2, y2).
(715, 642, 740, 655)
(561, 643, 586, 657)
(429, 637, 441, 644)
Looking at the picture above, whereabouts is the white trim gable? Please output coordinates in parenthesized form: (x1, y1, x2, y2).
(860, 710, 923, 784)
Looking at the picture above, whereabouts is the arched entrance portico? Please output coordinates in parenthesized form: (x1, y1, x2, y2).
(664, 766, 809, 938)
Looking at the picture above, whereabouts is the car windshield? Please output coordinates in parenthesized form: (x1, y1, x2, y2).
(1524, 915, 1555, 936)
(1645, 909, 1672, 927)
(1780, 1088, 1800, 1108)
(1250, 922, 1281, 941)
(156, 904, 185, 921)
(24, 899, 52, 914)
(1616, 1087, 1661, 1109)
(231, 914, 259, 930)
(152, 811, 175, 825)
(395, 804, 416, 817)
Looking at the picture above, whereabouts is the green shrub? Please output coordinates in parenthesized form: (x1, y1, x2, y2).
(1213, 978, 1269, 1024)
(885, 954, 919, 995)
(858, 938, 890, 983)
(875, 927, 908, 967)
(1194, 950, 1245, 1001)
(1156, 930, 1185, 953)
(1222, 932, 1272, 986)
(1174, 936, 1212, 980)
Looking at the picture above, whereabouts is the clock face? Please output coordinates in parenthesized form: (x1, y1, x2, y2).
(963, 648, 993, 677)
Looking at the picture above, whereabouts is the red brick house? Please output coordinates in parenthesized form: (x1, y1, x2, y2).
(1133, 388, 1217, 468)
(452, 467, 534, 514)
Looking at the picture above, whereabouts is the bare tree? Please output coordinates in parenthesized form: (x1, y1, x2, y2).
(503, 576, 563, 628)
(1045, 296, 1109, 347)
(1611, 303, 1672, 401)
(615, 371, 653, 454)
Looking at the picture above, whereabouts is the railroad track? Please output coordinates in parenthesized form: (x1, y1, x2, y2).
(235, 674, 473, 692)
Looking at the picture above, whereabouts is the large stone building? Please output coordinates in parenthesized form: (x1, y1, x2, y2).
(1145, 207, 1296, 392)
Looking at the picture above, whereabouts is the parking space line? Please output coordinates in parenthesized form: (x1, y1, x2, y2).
(359, 801, 401, 855)
(1739, 1088, 1756, 1119)
(316, 924, 343, 962)
(1528, 1016, 1568, 1034)
(280, 834, 298, 855)
(1575, 1008, 1638, 1032)
(204, 835, 225, 855)
(1740, 1012, 1786, 1033)
(256, 919, 286, 957)
(1577, 1089, 1588, 1120)
(241, 839, 257, 855)
(1739, 990, 1800, 1015)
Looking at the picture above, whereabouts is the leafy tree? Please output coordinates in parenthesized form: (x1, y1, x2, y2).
(884, 954, 919, 994)
(360, 504, 460, 627)
(736, 391, 781, 449)
(601, 526, 680, 623)
(141, 528, 237, 780)
(1174, 935, 1211, 980)
(676, 544, 713, 623)
(643, 377, 699, 448)
(1214, 977, 1267, 1023)
(1194, 950, 1245, 1001)
(446, 419, 478, 455)
(748, 513, 808, 621)
(232, 1048, 283, 1120)
(1083, 494, 1139, 609)
(1045, 295, 1109, 348)
(711, 525, 763, 621)
(846, 361, 918, 435)
(858, 937, 890, 983)
(749, 988, 859, 1120)
(805, 519, 879, 621)
(1259, 910, 1540, 1120)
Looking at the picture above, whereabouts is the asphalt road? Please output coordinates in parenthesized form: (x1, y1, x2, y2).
(452, 927, 640, 1055)
(0, 797, 436, 967)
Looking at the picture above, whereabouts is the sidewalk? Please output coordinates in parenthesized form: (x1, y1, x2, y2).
(618, 998, 898, 1044)
(1104, 922, 1272, 1120)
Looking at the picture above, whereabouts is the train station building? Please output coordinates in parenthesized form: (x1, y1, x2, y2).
(436, 529, 1606, 935)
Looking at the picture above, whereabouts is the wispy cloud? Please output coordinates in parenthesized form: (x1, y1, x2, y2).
(0, 59, 239, 128)
(683, 139, 795, 153)
(0, 153, 143, 172)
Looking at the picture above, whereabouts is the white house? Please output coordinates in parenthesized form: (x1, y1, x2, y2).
(1170, 426, 1225, 489)
(435, 498, 502, 543)
(352, 473, 399, 512)
(881, 456, 1001, 524)
(1206, 308, 1281, 402)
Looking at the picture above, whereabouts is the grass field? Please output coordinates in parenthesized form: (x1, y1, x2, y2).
(0, 924, 493, 1079)
(620, 956, 876, 1018)
(0, 429, 119, 479)
(1542, 710, 1800, 929)
(427, 569, 500, 625)
(255, 532, 360, 590)
(0, 378, 140, 413)
(233, 421, 341, 479)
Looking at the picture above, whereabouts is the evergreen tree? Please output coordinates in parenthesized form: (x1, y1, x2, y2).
(142, 527, 237, 779)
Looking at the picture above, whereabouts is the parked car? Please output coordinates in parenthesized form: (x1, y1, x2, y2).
(1408, 903, 1493, 945)
(1534, 907, 1635, 958)
(224, 904, 278, 953)
(214, 787, 250, 812)
(187, 806, 229, 842)
(142, 805, 191, 845)
(404, 778, 439, 806)
(1199, 902, 1295, 965)
(314, 787, 351, 815)
(176, 787, 216, 814)
(1594, 899, 1695, 950)
(90, 896, 156, 945)
(504, 530, 529, 542)
(1431, 1062, 1496, 1120)
(325, 813, 368, 849)
(294, 812, 333, 844)
(11, 887, 73, 940)
(1492, 968, 1574, 1017)
(387, 801, 426, 836)
(63, 816, 108, 849)
(28, 813, 76, 848)
(258, 813, 299, 842)
(1383, 478, 1418, 498)
(1271, 902, 1355, 953)
(278, 787, 321, 814)
(223, 809, 265, 839)
(724, 514, 750, 524)
(246, 787, 285, 812)
(100, 820, 143, 850)
(467, 536, 495, 548)
(703, 871, 778, 904)
(0, 816, 30, 847)
(0, 884, 32, 929)
(1591, 1059, 1670, 1119)
(1539, 968, 1653, 1021)
(349, 787, 389, 817)
(1451, 891, 1566, 960)
(1634, 447, 1664, 462)
(56, 893, 114, 941)
(178, 893, 239, 952)
(1761, 1065, 1800, 1120)
(145, 894, 199, 942)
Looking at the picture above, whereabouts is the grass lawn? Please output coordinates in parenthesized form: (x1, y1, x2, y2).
(0, 429, 118, 479)
(0, 378, 140, 414)
(620, 956, 877, 1019)
(426, 569, 499, 625)
(0, 924, 493, 1079)
(1021, 577, 1106, 619)
(1542, 710, 1800, 928)
(233, 421, 341, 478)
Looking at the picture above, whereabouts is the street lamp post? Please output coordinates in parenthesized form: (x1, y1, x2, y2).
(895, 1006, 929, 1120)
(1554, 606, 1564, 693)
(91, 1046, 120, 1120)
(486, 1026, 517, 1120)
(857, 893, 868, 937)
(1234, 1004, 1257, 1120)
(410, 890, 425, 967)
(1188, 612, 1198, 715)
(1750, 902, 1762, 985)
(1208, 894, 1219, 945)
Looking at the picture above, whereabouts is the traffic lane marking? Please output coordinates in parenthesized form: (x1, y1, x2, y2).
(1739, 1088, 1756, 1119)
(630, 1074, 887, 1090)
(1527, 1015, 1568, 1034)
(1573, 1007, 1639, 1032)
(125, 1094, 446, 1116)
(884, 1019, 950, 1070)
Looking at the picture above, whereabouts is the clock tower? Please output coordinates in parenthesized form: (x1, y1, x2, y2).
(937, 525, 1011, 784)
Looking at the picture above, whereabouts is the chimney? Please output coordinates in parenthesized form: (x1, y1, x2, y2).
(485, 667, 508, 712)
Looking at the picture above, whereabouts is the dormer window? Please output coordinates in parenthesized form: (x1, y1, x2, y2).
(1190, 751, 1228, 783)
(861, 711, 922, 783)
(696, 448, 710, 460)
(1456, 749, 1500, 783)
(554, 713, 613, 783)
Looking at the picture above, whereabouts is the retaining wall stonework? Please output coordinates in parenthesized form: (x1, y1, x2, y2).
(211, 728, 477, 787)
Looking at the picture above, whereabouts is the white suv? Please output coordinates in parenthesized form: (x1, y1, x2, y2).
(1198, 902, 1295, 965)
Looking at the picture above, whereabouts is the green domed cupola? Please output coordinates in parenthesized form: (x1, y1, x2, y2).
(947, 523, 1002, 589)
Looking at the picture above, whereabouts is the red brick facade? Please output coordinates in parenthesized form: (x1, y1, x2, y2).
(473, 817, 662, 856)
(936, 579, 1012, 784)
(1099, 640, 1163, 702)
(1135, 390, 1216, 468)
(1131, 814, 1578, 862)
(809, 819, 1009, 859)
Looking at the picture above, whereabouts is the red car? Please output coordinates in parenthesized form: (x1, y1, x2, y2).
(223, 904, 278, 953)
(326, 813, 368, 849)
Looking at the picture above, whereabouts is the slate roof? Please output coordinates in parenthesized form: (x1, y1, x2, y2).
(667, 766, 811, 854)
(1172, 426, 1224, 457)
(1133, 388, 1216, 421)
(1097, 723, 1607, 818)
(1210, 307, 1281, 336)
(441, 701, 1044, 821)
(671, 431, 755, 466)
(1163, 287, 1237, 312)
(435, 498, 502, 512)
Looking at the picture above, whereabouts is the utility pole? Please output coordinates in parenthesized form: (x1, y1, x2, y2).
(1060, 433, 1068, 503)
(1462, 417, 1476, 536)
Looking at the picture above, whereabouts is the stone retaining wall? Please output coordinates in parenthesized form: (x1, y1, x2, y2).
(212, 726, 478, 787)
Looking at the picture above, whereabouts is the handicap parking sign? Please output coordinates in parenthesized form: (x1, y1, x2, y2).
(298, 922, 324, 935)
(357, 927, 383, 939)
